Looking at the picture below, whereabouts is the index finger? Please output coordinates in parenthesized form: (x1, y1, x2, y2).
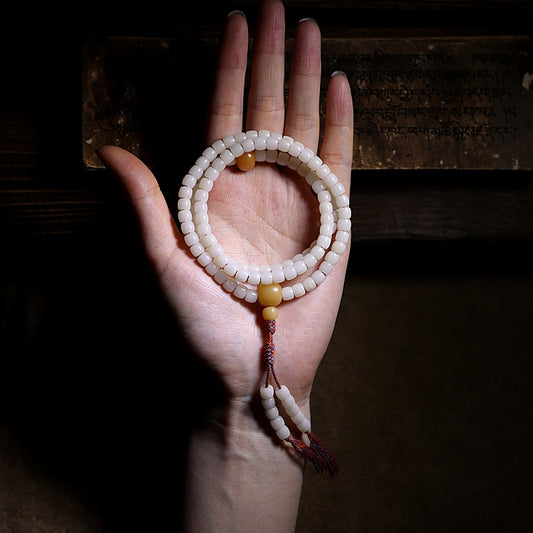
(205, 11, 249, 144)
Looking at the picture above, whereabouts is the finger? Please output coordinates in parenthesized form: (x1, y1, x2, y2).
(96, 146, 181, 271)
(245, 0, 286, 133)
(320, 72, 354, 191)
(205, 11, 249, 144)
(284, 18, 321, 150)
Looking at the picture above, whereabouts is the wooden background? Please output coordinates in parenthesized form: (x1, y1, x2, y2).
(2, 1, 533, 531)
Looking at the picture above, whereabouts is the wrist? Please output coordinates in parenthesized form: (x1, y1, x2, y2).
(192, 394, 309, 472)
(183, 396, 306, 533)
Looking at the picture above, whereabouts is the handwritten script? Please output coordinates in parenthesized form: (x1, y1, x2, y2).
(323, 37, 533, 170)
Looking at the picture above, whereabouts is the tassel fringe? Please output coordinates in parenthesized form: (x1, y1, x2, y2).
(263, 319, 339, 477)
(286, 434, 338, 476)
(306, 431, 339, 476)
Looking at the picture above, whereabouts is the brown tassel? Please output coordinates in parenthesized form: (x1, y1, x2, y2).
(286, 434, 338, 476)
(306, 431, 339, 477)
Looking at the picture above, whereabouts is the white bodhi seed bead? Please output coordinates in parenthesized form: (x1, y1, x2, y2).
(266, 136, 279, 151)
(282, 394, 296, 410)
(285, 402, 301, 418)
(319, 261, 334, 275)
(230, 143, 245, 158)
(297, 418, 311, 433)
(260, 385, 274, 400)
(262, 397, 276, 410)
(184, 232, 199, 246)
(275, 385, 291, 402)
(254, 136, 267, 150)
(195, 156, 210, 170)
(337, 218, 351, 232)
(178, 186, 192, 199)
(197, 252, 212, 267)
(242, 137, 255, 152)
(293, 260, 307, 275)
(289, 141, 303, 157)
(337, 206, 351, 219)
(212, 139, 225, 153)
(270, 416, 286, 431)
(311, 270, 326, 285)
(244, 290, 257, 304)
(336, 230, 350, 244)
(224, 261, 239, 277)
(178, 198, 190, 210)
(283, 264, 297, 281)
(293, 283, 305, 298)
(276, 425, 291, 441)
(325, 251, 340, 265)
(278, 136, 293, 152)
(303, 276, 317, 292)
(282, 286, 294, 301)
(223, 278, 237, 293)
(235, 266, 249, 283)
(205, 261, 219, 276)
(202, 146, 217, 161)
(220, 149, 234, 164)
(214, 269, 227, 284)
(223, 134, 235, 147)
(272, 263, 285, 283)
(188, 165, 203, 179)
(233, 284, 247, 300)
(190, 243, 204, 258)
(292, 411, 307, 426)
(265, 407, 280, 420)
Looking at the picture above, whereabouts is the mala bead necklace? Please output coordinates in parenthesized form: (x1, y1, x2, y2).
(178, 130, 351, 475)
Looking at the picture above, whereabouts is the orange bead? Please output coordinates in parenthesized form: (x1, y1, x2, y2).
(258, 283, 282, 307)
(236, 151, 256, 171)
(262, 306, 279, 321)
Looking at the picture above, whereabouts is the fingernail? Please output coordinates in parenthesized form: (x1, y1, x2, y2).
(227, 9, 246, 19)
(331, 70, 348, 79)
(298, 17, 317, 24)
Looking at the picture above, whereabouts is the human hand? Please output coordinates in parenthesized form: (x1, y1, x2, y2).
(98, 0, 353, 411)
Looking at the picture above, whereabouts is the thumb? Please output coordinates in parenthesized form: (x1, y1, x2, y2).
(97, 146, 182, 274)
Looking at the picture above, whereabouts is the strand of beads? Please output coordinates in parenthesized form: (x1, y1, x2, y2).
(260, 384, 291, 441)
(177, 130, 351, 303)
(259, 381, 338, 475)
(259, 385, 311, 440)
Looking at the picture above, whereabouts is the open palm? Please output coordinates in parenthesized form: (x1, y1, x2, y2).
(98, 0, 353, 407)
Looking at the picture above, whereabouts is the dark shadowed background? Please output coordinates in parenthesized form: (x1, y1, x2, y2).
(2, 1, 533, 531)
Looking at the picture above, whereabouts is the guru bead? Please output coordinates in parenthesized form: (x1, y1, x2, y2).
(257, 283, 283, 307)
(262, 306, 279, 321)
(236, 151, 256, 171)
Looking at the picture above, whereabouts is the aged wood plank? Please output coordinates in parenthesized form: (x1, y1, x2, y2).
(340, 36, 533, 170)
(2, 32, 533, 242)
(82, 36, 533, 171)
(351, 179, 533, 241)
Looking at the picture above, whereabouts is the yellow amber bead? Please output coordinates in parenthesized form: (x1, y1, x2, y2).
(236, 151, 256, 171)
(257, 283, 282, 307)
(262, 306, 279, 321)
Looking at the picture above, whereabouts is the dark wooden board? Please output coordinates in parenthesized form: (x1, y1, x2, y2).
(82, 36, 533, 170)
(344, 36, 533, 169)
